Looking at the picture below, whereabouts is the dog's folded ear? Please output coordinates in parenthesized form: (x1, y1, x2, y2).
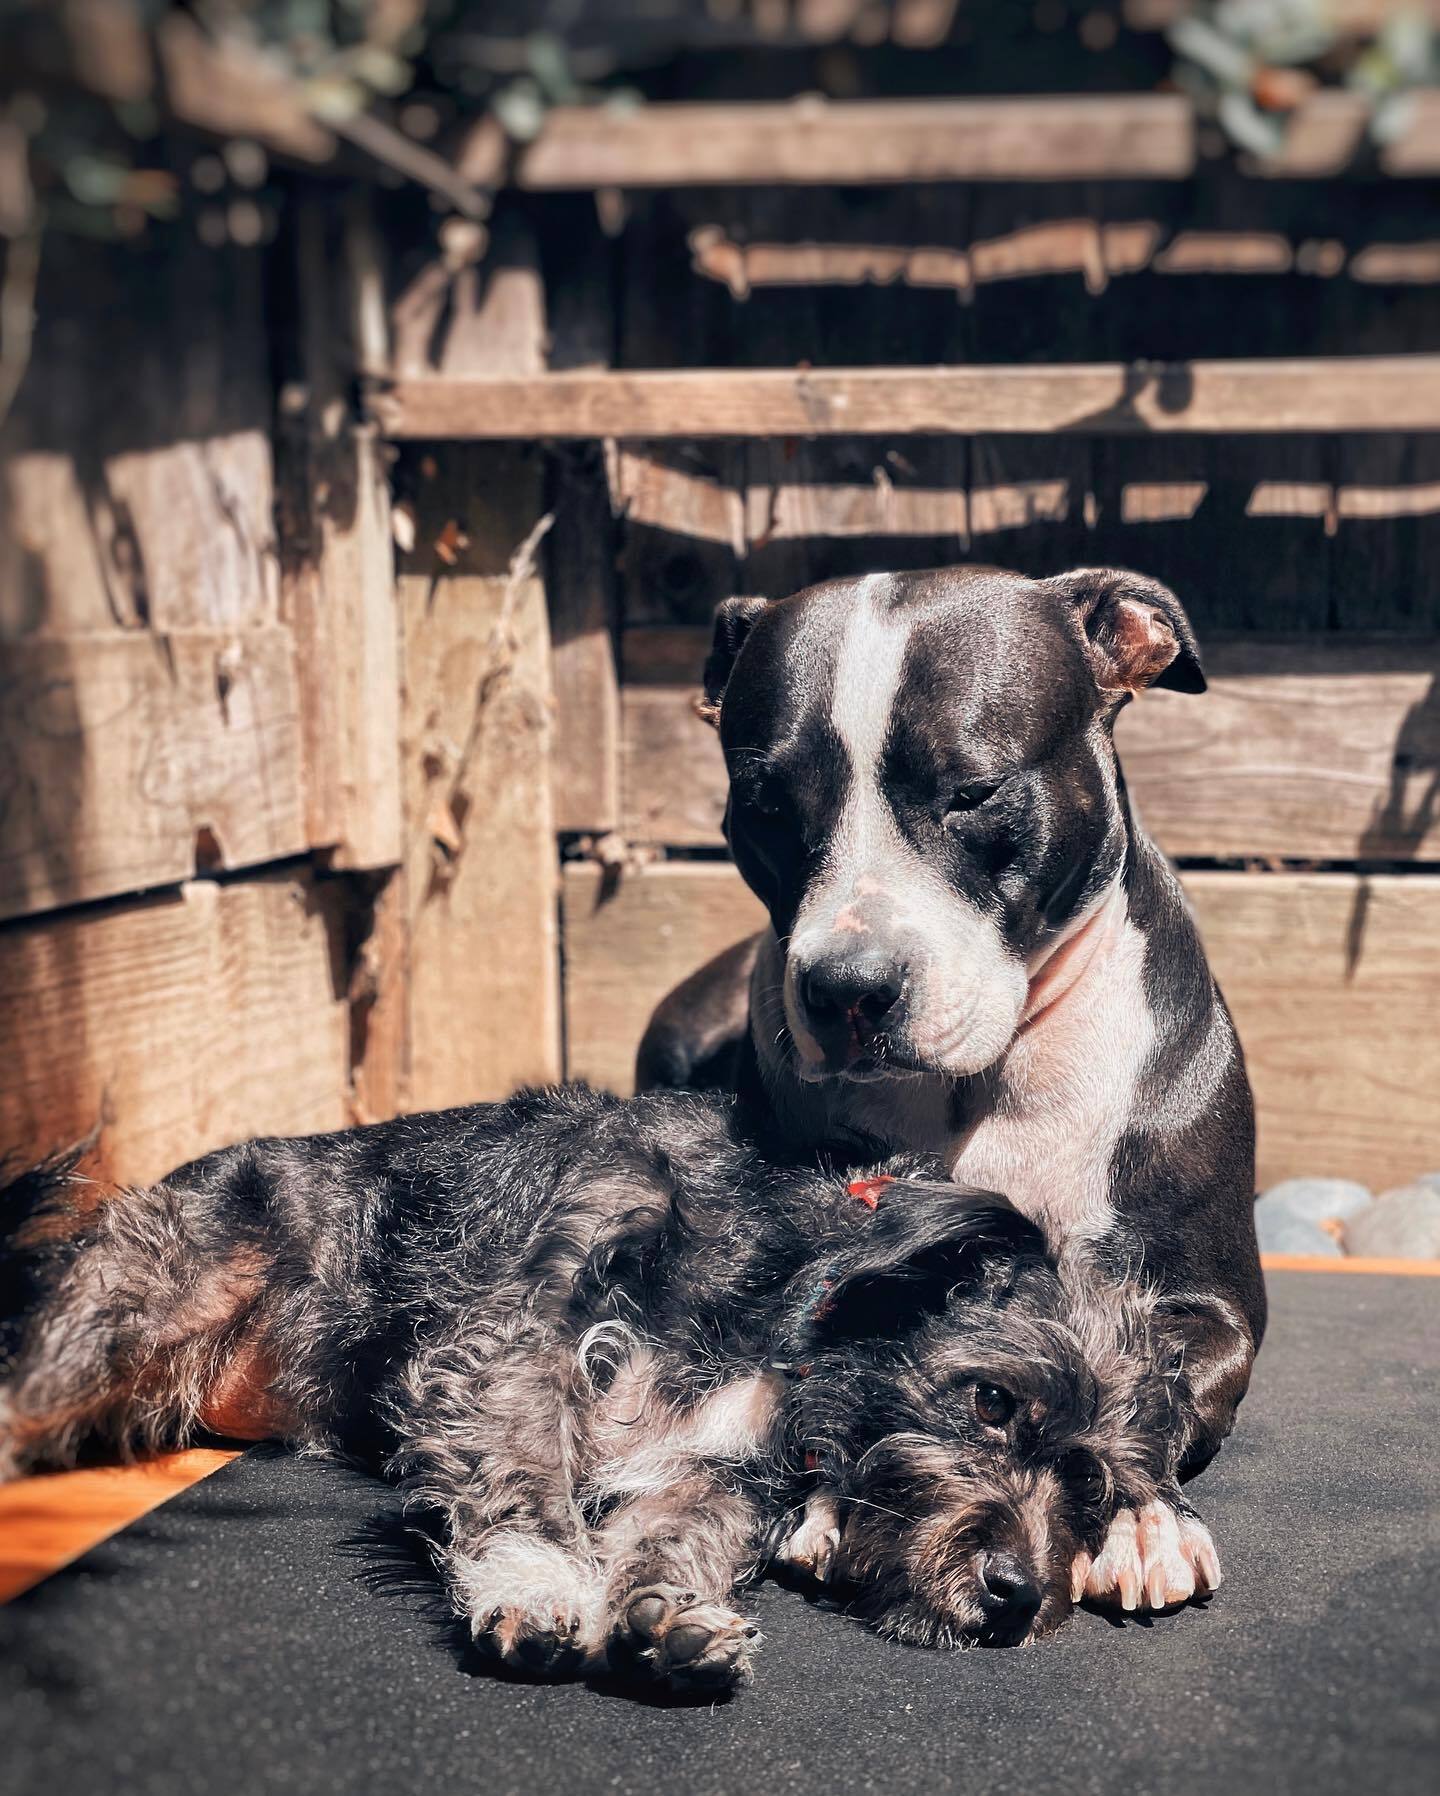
(698, 596, 770, 726)
(1043, 567, 1206, 697)
(783, 1183, 1048, 1354)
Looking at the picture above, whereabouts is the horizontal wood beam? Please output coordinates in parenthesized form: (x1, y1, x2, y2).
(379, 357, 1440, 440)
(510, 95, 1195, 187)
(621, 633, 1440, 863)
(486, 89, 1440, 188)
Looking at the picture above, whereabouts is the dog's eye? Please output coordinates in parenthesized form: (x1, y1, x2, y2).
(738, 774, 783, 818)
(972, 1382, 1016, 1427)
(942, 780, 1001, 824)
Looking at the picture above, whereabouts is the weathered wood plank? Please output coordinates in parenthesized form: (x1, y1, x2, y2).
(1, 230, 277, 637)
(1185, 871, 1440, 1191)
(546, 445, 622, 834)
(1119, 639, 1440, 860)
(620, 632, 1440, 863)
(485, 88, 1440, 189)
(0, 630, 309, 921)
(742, 436, 974, 599)
(512, 96, 1196, 187)
(0, 873, 351, 1186)
(281, 196, 403, 871)
(398, 450, 562, 1111)
(1247, 89, 1440, 180)
(1330, 435, 1440, 631)
(562, 862, 1440, 1190)
(0, 432, 280, 635)
(562, 863, 767, 1094)
(1090, 434, 1334, 633)
(611, 442, 745, 628)
(391, 212, 547, 380)
(381, 357, 1440, 440)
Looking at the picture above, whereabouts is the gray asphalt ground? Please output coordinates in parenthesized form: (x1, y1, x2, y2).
(2, 1269, 1436, 1796)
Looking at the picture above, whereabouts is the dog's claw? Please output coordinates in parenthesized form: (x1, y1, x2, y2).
(1069, 1550, 1092, 1603)
(1081, 1499, 1221, 1615)
(609, 1582, 758, 1691)
(477, 1603, 591, 1679)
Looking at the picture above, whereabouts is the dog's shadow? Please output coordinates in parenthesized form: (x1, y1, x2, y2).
(341, 1510, 747, 1709)
(1079, 1592, 1216, 1631)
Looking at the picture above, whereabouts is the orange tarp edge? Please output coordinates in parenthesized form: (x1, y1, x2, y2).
(0, 1448, 239, 1603)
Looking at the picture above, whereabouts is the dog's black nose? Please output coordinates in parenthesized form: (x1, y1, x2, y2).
(799, 956, 904, 1033)
(978, 1554, 1042, 1624)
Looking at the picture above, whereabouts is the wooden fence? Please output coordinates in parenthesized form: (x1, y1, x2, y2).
(2, 90, 1438, 1192)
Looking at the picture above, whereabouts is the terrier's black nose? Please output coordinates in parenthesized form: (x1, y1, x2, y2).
(978, 1553, 1042, 1624)
(799, 956, 904, 1033)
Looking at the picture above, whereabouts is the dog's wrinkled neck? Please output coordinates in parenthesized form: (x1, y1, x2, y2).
(1019, 878, 1129, 1035)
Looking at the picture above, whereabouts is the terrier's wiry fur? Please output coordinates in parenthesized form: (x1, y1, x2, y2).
(0, 1086, 1201, 1690)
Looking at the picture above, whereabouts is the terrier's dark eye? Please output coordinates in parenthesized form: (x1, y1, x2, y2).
(942, 780, 1001, 825)
(973, 1382, 1016, 1427)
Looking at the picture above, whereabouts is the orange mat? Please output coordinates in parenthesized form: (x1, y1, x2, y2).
(0, 1449, 239, 1603)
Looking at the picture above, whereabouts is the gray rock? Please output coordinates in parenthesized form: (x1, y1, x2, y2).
(1256, 1178, 1373, 1226)
(1343, 1185, 1440, 1260)
(1253, 1207, 1342, 1258)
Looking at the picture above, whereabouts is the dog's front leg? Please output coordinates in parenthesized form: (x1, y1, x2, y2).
(1075, 1300, 1254, 1612)
(767, 1490, 843, 1584)
(390, 1321, 605, 1678)
(597, 1469, 763, 1691)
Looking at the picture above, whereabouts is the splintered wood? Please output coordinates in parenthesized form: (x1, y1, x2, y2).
(397, 451, 562, 1109)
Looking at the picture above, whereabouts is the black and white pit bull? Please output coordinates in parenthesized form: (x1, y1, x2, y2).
(638, 565, 1265, 1612)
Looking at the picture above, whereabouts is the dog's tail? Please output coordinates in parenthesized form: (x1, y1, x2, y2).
(0, 1142, 96, 1368)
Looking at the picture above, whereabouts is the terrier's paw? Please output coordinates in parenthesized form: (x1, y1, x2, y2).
(608, 1584, 760, 1691)
(772, 1497, 842, 1585)
(450, 1534, 600, 1679)
(477, 1603, 590, 1679)
(1072, 1499, 1221, 1613)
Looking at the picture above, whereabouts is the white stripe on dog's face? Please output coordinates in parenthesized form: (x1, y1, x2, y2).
(784, 576, 1029, 1078)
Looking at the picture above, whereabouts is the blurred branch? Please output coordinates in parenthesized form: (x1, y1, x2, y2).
(328, 109, 491, 218)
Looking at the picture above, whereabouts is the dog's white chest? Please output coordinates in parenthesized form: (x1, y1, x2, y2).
(947, 918, 1156, 1241)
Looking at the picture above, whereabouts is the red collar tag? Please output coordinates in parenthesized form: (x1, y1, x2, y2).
(847, 1174, 894, 1211)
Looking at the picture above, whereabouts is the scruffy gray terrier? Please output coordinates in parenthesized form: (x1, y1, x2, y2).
(0, 1085, 1203, 1692)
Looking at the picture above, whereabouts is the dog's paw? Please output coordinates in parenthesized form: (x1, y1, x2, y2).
(477, 1603, 591, 1678)
(1072, 1499, 1221, 1613)
(608, 1583, 760, 1691)
(771, 1495, 842, 1584)
(450, 1533, 600, 1678)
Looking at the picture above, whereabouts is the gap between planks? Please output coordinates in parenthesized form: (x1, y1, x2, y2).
(379, 357, 1440, 440)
